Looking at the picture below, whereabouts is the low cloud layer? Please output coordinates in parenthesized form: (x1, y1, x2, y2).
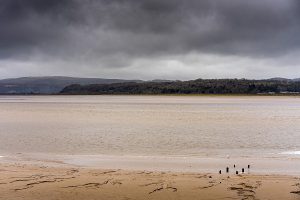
(1, 0, 300, 79)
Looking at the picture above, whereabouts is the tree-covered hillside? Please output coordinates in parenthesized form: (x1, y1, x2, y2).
(60, 79, 300, 95)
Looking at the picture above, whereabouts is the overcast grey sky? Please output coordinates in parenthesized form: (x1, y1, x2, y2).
(1, 0, 300, 80)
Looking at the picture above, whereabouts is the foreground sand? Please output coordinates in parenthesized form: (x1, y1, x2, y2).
(0, 164, 299, 200)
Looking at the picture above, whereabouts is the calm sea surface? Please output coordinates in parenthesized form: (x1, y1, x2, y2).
(0, 95, 300, 158)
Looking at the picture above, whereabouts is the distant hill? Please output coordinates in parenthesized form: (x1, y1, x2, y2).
(149, 79, 174, 83)
(267, 77, 292, 81)
(60, 78, 300, 95)
(0, 76, 142, 94)
(1, 76, 300, 95)
(292, 78, 300, 82)
(266, 77, 300, 82)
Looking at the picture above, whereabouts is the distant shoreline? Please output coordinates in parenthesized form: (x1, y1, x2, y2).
(1, 93, 300, 97)
(2, 77, 300, 95)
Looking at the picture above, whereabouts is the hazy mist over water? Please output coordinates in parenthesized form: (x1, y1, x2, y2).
(0, 95, 300, 158)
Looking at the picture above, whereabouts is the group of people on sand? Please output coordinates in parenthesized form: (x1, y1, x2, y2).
(219, 164, 250, 175)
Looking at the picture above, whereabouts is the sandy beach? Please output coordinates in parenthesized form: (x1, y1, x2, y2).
(0, 162, 299, 200)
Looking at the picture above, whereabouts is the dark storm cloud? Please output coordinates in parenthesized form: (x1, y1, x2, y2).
(1, 0, 299, 57)
(0, 0, 76, 57)
(0, 0, 300, 79)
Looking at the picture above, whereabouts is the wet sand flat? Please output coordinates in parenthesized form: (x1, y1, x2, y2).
(1, 95, 300, 158)
(0, 163, 299, 200)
